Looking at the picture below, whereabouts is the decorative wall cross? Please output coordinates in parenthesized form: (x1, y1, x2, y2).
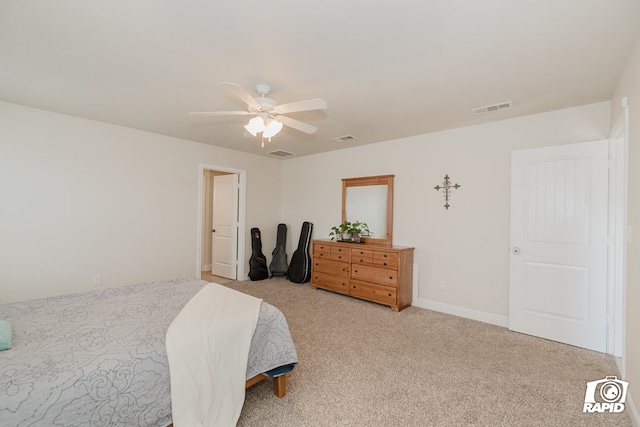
(434, 174, 461, 210)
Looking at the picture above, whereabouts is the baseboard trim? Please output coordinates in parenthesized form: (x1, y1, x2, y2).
(414, 298, 509, 328)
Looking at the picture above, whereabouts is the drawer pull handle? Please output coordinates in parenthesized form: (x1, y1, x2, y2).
(389, 276, 393, 280)
(383, 262, 387, 266)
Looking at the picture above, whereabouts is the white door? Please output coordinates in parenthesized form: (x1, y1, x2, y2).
(509, 140, 608, 352)
(211, 174, 238, 279)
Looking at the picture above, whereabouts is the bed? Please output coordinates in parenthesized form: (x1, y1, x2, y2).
(0, 278, 298, 426)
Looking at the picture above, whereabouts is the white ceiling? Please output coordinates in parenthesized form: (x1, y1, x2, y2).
(1, 1, 639, 159)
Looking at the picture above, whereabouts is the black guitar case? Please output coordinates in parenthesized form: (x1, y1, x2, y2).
(269, 223, 289, 277)
(286, 221, 313, 283)
(248, 227, 269, 281)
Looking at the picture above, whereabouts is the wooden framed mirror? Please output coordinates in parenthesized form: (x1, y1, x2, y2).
(342, 174, 394, 246)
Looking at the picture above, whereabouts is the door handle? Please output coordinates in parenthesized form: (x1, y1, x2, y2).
(212, 229, 215, 232)
(512, 247, 521, 254)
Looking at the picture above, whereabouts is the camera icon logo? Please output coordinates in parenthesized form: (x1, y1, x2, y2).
(583, 376, 629, 413)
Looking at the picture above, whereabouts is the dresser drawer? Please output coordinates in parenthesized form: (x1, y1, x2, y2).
(349, 279, 397, 305)
(313, 257, 349, 277)
(312, 271, 350, 294)
(313, 243, 331, 258)
(314, 242, 333, 252)
(351, 248, 373, 265)
(331, 246, 351, 262)
(373, 251, 399, 269)
(351, 264, 398, 287)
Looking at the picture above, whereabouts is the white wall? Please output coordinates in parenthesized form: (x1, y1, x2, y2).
(610, 35, 640, 423)
(282, 101, 611, 320)
(0, 101, 282, 303)
(0, 99, 612, 316)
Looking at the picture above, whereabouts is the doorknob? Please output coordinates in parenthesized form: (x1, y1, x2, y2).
(212, 229, 215, 232)
(512, 247, 521, 254)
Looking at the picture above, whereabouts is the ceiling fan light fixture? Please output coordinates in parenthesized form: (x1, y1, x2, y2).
(244, 116, 264, 136)
(191, 82, 327, 142)
(263, 119, 283, 139)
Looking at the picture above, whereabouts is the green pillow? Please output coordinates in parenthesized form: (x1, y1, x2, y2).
(0, 320, 12, 351)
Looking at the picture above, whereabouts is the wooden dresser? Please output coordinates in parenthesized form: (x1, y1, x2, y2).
(311, 239, 414, 312)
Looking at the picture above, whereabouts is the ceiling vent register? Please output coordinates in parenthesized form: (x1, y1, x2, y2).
(331, 135, 358, 142)
(472, 101, 512, 115)
(267, 150, 295, 157)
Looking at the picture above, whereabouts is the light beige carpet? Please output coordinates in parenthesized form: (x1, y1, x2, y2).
(221, 277, 630, 427)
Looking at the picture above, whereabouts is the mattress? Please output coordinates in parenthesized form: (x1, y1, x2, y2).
(0, 278, 298, 426)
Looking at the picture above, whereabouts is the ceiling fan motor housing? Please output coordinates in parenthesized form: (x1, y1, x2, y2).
(251, 96, 277, 114)
(255, 84, 271, 96)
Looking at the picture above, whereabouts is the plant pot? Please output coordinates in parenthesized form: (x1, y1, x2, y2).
(341, 232, 352, 241)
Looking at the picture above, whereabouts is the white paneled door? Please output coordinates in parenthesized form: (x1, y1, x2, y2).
(211, 174, 238, 279)
(509, 140, 608, 352)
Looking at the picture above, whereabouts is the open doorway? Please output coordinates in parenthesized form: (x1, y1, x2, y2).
(196, 164, 247, 282)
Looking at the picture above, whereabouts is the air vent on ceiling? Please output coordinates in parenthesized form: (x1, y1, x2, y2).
(331, 135, 358, 142)
(472, 101, 512, 115)
(268, 150, 295, 157)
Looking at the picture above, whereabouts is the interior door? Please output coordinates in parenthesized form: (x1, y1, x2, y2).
(211, 173, 238, 279)
(509, 140, 608, 352)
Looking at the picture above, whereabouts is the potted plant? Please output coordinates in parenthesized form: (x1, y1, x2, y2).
(348, 221, 370, 242)
(329, 220, 370, 242)
(329, 221, 352, 241)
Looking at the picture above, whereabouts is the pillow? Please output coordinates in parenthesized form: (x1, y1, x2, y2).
(0, 320, 12, 351)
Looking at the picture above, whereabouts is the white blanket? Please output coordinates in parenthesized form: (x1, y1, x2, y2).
(166, 283, 262, 427)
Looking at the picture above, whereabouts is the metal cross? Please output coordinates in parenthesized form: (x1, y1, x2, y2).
(434, 174, 461, 210)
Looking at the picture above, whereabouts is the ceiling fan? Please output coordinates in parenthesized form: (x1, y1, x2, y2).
(189, 82, 327, 145)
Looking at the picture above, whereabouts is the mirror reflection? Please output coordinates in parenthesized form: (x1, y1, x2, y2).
(346, 186, 387, 238)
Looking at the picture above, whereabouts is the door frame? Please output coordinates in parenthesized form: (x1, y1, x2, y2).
(196, 164, 247, 280)
(608, 98, 629, 365)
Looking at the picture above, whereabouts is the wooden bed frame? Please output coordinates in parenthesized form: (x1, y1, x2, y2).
(245, 372, 287, 397)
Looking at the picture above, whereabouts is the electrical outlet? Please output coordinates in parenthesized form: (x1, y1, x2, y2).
(439, 280, 447, 290)
(93, 275, 102, 286)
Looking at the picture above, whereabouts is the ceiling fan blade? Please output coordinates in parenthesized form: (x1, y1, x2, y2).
(275, 98, 327, 115)
(221, 82, 261, 109)
(189, 111, 252, 117)
(277, 115, 318, 134)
